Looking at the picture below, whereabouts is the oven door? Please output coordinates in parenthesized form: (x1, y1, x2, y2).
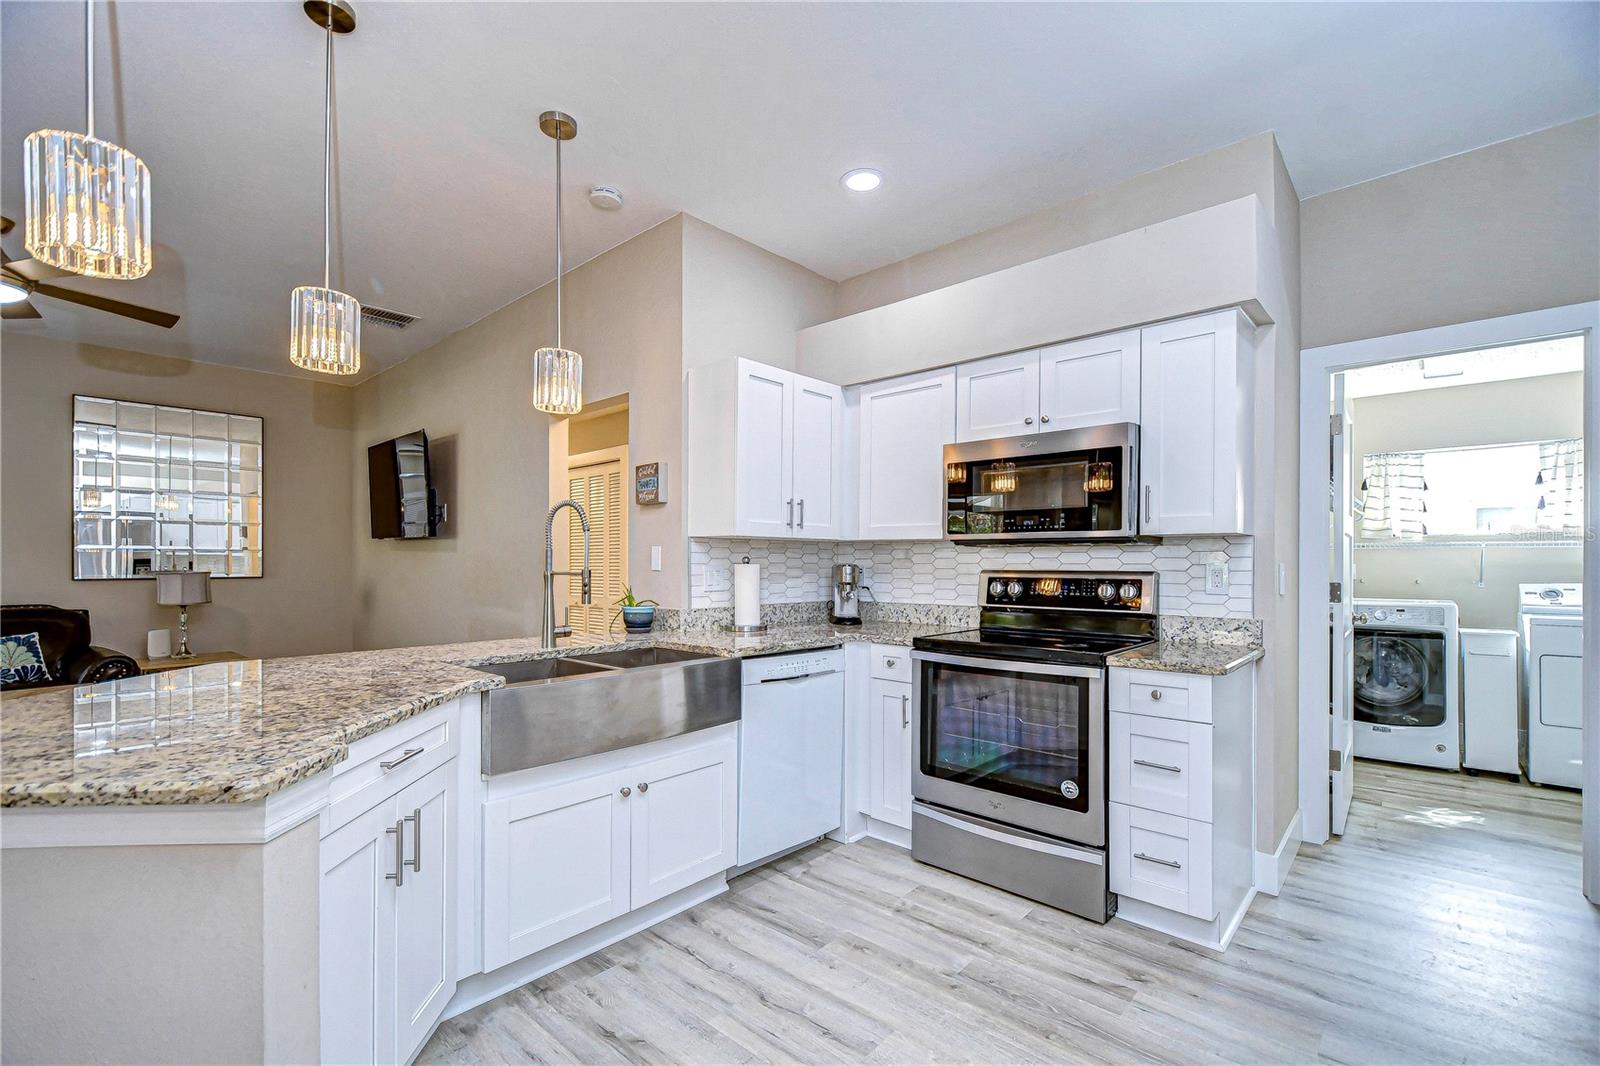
(912, 650, 1104, 847)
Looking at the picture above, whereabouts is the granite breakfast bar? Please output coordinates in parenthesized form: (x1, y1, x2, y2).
(0, 619, 956, 1064)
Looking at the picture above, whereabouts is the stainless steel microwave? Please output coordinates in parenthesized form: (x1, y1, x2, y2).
(943, 423, 1138, 542)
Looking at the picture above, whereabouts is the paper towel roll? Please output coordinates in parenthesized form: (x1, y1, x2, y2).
(733, 563, 761, 628)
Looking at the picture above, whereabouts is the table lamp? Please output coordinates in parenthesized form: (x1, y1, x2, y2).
(155, 571, 211, 659)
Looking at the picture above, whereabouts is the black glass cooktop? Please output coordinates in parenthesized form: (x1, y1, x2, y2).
(912, 627, 1153, 667)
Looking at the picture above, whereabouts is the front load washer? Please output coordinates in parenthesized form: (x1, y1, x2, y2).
(1519, 584, 1583, 788)
(1353, 599, 1460, 771)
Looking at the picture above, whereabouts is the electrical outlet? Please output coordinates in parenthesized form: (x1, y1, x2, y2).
(707, 565, 732, 592)
(1206, 558, 1230, 594)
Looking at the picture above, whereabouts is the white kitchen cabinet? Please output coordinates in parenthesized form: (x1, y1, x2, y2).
(686, 357, 844, 539)
(1138, 310, 1254, 535)
(855, 367, 958, 539)
(320, 760, 457, 1066)
(955, 349, 1041, 441)
(1038, 329, 1140, 431)
(481, 726, 738, 972)
(1107, 663, 1255, 949)
(867, 675, 915, 830)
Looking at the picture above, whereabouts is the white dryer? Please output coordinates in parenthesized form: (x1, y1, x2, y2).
(1519, 584, 1583, 788)
(1353, 599, 1461, 771)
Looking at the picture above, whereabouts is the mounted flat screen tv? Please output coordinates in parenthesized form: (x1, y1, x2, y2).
(368, 431, 439, 539)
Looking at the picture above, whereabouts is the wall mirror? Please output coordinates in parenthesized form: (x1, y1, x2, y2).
(72, 395, 263, 579)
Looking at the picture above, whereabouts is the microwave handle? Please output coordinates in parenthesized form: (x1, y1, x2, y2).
(1143, 485, 1152, 524)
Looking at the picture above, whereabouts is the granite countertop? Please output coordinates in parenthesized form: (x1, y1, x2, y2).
(1105, 640, 1263, 676)
(0, 620, 956, 809)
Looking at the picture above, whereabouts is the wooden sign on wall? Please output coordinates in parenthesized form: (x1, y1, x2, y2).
(635, 461, 668, 505)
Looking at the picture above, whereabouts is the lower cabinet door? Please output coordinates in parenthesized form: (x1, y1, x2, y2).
(868, 678, 914, 830)
(630, 731, 739, 908)
(320, 798, 400, 1066)
(393, 763, 456, 1064)
(482, 766, 631, 972)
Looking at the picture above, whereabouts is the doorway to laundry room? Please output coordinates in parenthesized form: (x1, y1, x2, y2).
(1298, 303, 1598, 906)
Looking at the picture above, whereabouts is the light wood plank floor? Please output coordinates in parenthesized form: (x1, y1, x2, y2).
(422, 763, 1597, 1064)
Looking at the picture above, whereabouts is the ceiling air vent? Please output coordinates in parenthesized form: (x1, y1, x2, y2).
(360, 304, 420, 331)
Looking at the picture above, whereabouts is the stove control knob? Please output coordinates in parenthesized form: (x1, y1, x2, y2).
(1119, 582, 1140, 604)
(988, 579, 1005, 597)
(1007, 580, 1023, 598)
(1097, 582, 1117, 603)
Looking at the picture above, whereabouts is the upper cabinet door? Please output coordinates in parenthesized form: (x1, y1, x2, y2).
(858, 368, 957, 540)
(734, 359, 796, 538)
(956, 350, 1041, 441)
(1039, 329, 1141, 431)
(789, 375, 844, 539)
(1138, 311, 1252, 536)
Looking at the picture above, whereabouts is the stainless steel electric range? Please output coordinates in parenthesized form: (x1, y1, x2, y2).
(910, 569, 1157, 923)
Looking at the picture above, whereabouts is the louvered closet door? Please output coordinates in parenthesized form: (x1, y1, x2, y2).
(567, 457, 628, 638)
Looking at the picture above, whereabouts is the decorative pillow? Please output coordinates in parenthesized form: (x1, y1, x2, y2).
(0, 633, 52, 686)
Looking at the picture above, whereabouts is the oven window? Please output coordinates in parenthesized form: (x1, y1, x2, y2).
(920, 660, 1091, 811)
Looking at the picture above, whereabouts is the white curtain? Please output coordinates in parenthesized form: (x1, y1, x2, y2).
(1536, 437, 1584, 532)
(1360, 452, 1427, 539)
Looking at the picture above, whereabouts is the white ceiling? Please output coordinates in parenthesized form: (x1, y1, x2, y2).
(3, 2, 1595, 382)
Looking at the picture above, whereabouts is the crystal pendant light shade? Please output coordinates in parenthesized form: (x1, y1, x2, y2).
(290, 285, 361, 375)
(532, 345, 583, 414)
(24, 130, 152, 279)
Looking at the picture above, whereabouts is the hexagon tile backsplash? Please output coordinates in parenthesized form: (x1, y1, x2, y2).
(690, 536, 1254, 618)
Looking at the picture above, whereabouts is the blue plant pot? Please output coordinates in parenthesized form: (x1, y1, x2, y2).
(621, 606, 656, 633)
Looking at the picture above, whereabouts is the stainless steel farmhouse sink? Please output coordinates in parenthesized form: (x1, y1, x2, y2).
(471, 647, 741, 775)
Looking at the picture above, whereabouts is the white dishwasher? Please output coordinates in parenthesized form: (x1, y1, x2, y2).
(737, 648, 845, 867)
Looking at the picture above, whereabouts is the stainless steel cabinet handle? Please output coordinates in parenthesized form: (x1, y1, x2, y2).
(787, 499, 794, 527)
(885, 657, 898, 668)
(901, 694, 909, 728)
(404, 807, 422, 873)
(1023, 416, 1034, 426)
(1134, 852, 1182, 870)
(1149, 689, 1164, 701)
(1040, 415, 1051, 424)
(798, 499, 805, 528)
(380, 747, 424, 772)
(385, 819, 405, 886)
(620, 786, 631, 797)
(638, 781, 649, 793)
(1143, 485, 1152, 524)
(1133, 758, 1182, 774)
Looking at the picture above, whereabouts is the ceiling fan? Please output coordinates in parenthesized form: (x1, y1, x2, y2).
(0, 217, 179, 328)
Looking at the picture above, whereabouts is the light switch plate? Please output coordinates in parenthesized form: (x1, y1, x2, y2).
(650, 545, 662, 571)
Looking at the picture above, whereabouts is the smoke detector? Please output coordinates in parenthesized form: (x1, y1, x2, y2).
(588, 185, 624, 210)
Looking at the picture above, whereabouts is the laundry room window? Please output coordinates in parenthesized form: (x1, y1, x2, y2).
(1359, 437, 1583, 543)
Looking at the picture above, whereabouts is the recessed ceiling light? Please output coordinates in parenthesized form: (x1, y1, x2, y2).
(841, 168, 882, 193)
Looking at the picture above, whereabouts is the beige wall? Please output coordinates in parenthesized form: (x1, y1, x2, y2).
(1350, 372, 1584, 630)
(0, 334, 355, 660)
(1302, 116, 1600, 349)
(567, 408, 628, 455)
(0, 820, 320, 1065)
(351, 218, 685, 650)
(682, 215, 836, 372)
(833, 133, 1284, 318)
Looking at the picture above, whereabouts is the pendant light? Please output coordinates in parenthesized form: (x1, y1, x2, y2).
(532, 110, 583, 414)
(23, 0, 152, 279)
(289, 1, 361, 376)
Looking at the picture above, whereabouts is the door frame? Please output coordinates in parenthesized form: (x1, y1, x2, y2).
(1296, 303, 1599, 880)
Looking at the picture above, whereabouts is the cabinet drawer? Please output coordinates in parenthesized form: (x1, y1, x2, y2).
(325, 702, 458, 835)
(1109, 712, 1213, 821)
(1109, 668, 1210, 723)
(872, 647, 913, 683)
(1109, 802, 1214, 919)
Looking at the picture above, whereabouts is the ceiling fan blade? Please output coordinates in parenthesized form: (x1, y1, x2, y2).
(0, 216, 12, 236)
(4, 256, 72, 282)
(33, 283, 179, 328)
(2, 299, 43, 320)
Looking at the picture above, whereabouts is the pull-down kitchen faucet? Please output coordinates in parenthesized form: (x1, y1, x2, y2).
(542, 499, 592, 646)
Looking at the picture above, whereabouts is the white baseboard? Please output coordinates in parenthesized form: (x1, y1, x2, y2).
(443, 874, 726, 1022)
(864, 817, 911, 850)
(1253, 808, 1302, 896)
(1116, 885, 1256, 951)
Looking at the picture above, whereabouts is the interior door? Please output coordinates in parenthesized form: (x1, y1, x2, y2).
(1328, 375, 1356, 836)
(790, 376, 843, 537)
(566, 452, 628, 638)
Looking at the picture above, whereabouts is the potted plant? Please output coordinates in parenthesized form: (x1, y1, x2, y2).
(612, 585, 659, 633)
